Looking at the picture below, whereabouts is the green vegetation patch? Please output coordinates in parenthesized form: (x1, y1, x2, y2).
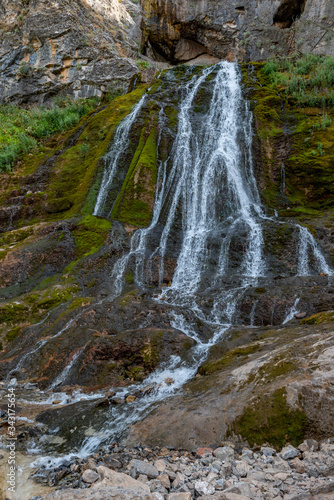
(45, 86, 147, 219)
(300, 310, 334, 325)
(111, 124, 158, 227)
(0, 97, 100, 172)
(242, 57, 334, 212)
(198, 343, 261, 376)
(230, 388, 307, 449)
(73, 215, 112, 258)
(262, 54, 334, 107)
(255, 357, 296, 382)
(0, 283, 80, 346)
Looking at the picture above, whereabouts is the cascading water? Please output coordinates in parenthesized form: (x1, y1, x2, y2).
(298, 224, 332, 276)
(30, 62, 333, 466)
(94, 95, 146, 216)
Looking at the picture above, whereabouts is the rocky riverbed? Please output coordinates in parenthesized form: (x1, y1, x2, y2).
(3, 439, 334, 499)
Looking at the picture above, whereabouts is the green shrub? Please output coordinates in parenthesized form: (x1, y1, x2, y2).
(0, 96, 100, 172)
(18, 62, 31, 76)
(262, 54, 334, 107)
(136, 60, 150, 70)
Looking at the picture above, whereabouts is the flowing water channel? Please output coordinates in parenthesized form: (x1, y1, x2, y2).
(5, 62, 333, 469)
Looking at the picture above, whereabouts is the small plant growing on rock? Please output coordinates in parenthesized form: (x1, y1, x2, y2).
(136, 60, 150, 70)
(18, 61, 31, 77)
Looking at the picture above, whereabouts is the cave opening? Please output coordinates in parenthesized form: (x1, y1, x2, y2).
(273, 0, 307, 29)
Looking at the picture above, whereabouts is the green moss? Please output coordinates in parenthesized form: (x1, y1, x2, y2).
(199, 343, 261, 376)
(73, 215, 112, 258)
(300, 310, 334, 325)
(125, 365, 145, 381)
(5, 326, 23, 342)
(67, 297, 93, 311)
(0, 226, 34, 246)
(141, 330, 163, 369)
(242, 61, 334, 213)
(256, 358, 296, 382)
(125, 271, 134, 284)
(119, 289, 139, 308)
(111, 124, 157, 227)
(164, 105, 179, 130)
(0, 303, 29, 323)
(35, 285, 79, 310)
(230, 388, 307, 449)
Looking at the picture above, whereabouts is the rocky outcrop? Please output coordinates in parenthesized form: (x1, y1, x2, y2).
(1, 0, 333, 104)
(125, 320, 334, 450)
(0, 0, 142, 104)
(140, 0, 334, 63)
(43, 466, 155, 499)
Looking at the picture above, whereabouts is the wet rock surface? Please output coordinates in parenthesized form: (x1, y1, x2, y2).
(125, 321, 334, 451)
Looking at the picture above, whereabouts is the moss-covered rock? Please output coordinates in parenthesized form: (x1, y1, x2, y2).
(111, 125, 158, 227)
(229, 388, 307, 449)
(242, 61, 334, 215)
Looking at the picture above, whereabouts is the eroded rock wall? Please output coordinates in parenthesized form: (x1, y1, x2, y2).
(140, 0, 334, 63)
(0, 0, 141, 104)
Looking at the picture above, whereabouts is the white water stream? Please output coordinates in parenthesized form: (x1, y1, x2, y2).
(94, 94, 147, 216)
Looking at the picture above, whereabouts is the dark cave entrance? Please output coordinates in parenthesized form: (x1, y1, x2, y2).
(273, 0, 307, 28)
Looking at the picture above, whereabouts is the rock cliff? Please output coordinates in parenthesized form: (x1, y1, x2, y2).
(0, 0, 142, 104)
(140, 0, 334, 63)
(1, 0, 333, 104)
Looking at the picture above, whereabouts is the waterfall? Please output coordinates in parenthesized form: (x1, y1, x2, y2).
(283, 297, 300, 324)
(48, 347, 84, 390)
(298, 225, 332, 276)
(94, 94, 146, 216)
(280, 162, 286, 194)
(71, 62, 268, 457)
(31, 62, 333, 466)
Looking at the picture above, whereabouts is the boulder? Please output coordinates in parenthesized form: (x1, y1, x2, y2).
(43, 466, 154, 499)
(81, 469, 99, 484)
(129, 459, 159, 479)
(213, 447, 235, 461)
(280, 445, 299, 460)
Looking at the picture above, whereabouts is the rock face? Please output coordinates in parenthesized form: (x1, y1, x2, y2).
(0, 60, 334, 455)
(125, 320, 334, 450)
(0, 0, 141, 104)
(1, 0, 333, 104)
(140, 0, 334, 63)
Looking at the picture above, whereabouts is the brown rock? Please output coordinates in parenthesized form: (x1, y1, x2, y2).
(158, 473, 171, 489)
(290, 458, 307, 474)
(126, 395, 137, 403)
